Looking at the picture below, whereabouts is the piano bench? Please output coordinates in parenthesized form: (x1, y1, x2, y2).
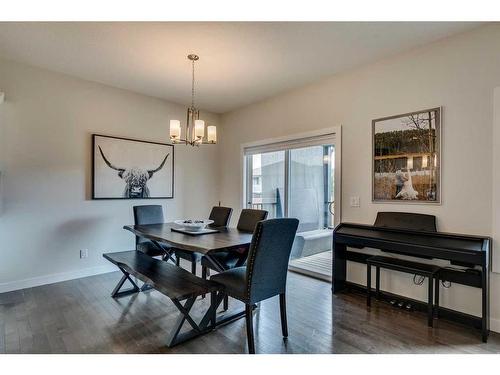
(366, 255, 441, 327)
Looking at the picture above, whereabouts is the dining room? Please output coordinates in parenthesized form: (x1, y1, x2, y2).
(2, 4, 500, 374)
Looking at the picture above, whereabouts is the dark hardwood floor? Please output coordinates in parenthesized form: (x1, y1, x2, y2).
(1, 265, 499, 354)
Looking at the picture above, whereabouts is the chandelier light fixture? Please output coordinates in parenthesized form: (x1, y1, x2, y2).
(169, 54, 216, 146)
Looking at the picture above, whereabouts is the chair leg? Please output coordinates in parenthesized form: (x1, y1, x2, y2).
(245, 304, 255, 354)
(279, 293, 288, 338)
(175, 257, 180, 266)
(201, 266, 207, 299)
(223, 295, 229, 311)
(191, 260, 197, 275)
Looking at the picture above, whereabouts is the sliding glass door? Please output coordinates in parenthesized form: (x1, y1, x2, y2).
(246, 151, 285, 219)
(245, 136, 336, 280)
(289, 145, 335, 231)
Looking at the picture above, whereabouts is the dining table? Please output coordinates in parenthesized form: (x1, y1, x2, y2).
(123, 222, 255, 331)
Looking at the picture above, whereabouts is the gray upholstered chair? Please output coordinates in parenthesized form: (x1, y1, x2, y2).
(211, 218, 299, 354)
(200, 208, 268, 308)
(174, 206, 233, 275)
(200, 208, 268, 276)
(133, 205, 168, 258)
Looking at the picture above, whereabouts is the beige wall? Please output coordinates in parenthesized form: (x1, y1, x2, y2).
(219, 24, 500, 331)
(0, 58, 221, 291)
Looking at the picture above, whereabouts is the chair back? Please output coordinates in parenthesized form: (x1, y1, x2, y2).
(208, 206, 233, 228)
(133, 205, 164, 245)
(237, 209, 268, 233)
(374, 211, 437, 232)
(245, 218, 299, 304)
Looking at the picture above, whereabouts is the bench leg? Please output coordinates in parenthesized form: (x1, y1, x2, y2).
(191, 260, 197, 275)
(367, 264, 371, 307)
(375, 266, 380, 300)
(166, 291, 230, 348)
(428, 276, 434, 327)
(166, 297, 198, 347)
(111, 268, 140, 298)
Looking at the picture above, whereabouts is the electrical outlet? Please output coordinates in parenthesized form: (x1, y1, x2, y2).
(350, 196, 360, 207)
(80, 249, 89, 259)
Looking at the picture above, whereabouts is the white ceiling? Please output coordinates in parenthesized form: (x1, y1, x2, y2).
(0, 22, 483, 113)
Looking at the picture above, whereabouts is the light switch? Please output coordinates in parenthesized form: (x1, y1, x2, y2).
(350, 196, 360, 207)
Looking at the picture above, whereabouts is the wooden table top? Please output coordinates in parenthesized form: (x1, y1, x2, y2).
(123, 223, 253, 255)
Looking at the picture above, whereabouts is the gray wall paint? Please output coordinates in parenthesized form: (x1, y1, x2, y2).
(0, 59, 221, 290)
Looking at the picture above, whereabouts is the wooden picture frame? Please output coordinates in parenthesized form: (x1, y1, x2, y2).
(372, 107, 441, 204)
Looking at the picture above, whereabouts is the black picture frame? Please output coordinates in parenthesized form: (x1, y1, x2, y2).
(92, 134, 174, 200)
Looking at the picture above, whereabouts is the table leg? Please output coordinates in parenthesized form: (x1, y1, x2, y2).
(151, 240, 176, 264)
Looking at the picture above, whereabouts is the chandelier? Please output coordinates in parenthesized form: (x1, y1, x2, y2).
(169, 54, 216, 146)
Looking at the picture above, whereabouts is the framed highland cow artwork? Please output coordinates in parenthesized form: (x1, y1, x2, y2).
(372, 107, 441, 204)
(92, 134, 174, 199)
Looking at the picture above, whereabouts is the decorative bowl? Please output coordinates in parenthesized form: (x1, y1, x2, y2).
(174, 219, 214, 232)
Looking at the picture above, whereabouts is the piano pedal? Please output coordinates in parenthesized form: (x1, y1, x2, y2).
(405, 303, 413, 311)
(397, 301, 405, 309)
(390, 299, 397, 306)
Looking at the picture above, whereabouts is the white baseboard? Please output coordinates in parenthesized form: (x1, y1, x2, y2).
(0, 264, 117, 294)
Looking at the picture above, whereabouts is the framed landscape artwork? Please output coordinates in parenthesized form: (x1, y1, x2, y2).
(92, 134, 174, 199)
(372, 107, 441, 204)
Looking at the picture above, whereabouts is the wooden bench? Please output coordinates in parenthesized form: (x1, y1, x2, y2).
(103, 250, 223, 347)
(366, 255, 441, 327)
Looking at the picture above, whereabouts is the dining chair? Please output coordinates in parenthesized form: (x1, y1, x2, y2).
(210, 218, 299, 354)
(174, 206, 233, 275)
(200, 208, 268, 275)
(133, 205, 169, 258)
(200, 208, 268, 307)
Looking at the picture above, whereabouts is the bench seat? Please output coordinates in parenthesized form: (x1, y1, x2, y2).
(366, 255, 441, 327)
(367, 255, 441, 276)
(103, 250, 220, 301)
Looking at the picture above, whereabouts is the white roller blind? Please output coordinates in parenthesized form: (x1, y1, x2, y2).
(243, 133, 336, 155)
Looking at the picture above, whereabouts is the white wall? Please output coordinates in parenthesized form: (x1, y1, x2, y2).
(0, 58, 221, 292)
(219, 24, 500, 331)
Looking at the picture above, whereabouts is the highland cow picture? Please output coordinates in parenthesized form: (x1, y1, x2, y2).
(92, 134, 174, 199)
(372, 107, 441, 203)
